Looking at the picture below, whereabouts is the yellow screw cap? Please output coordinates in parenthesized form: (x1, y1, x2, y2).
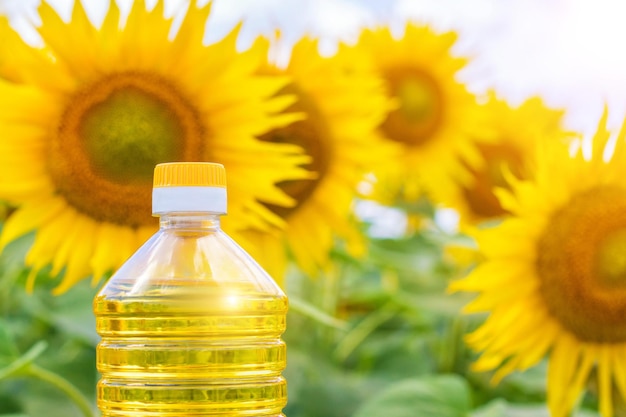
(153, 162, 227, 188)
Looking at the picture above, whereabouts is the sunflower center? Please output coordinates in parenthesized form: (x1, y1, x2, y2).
(49, 72, 206, 227)
(462, 142, 525, 219)
(81, 87, 182, 183)
(536, 186, 626, 343)
(380, 67, 443, 146)
(259, 83, 331, 219)
(597, 230, 626, 289)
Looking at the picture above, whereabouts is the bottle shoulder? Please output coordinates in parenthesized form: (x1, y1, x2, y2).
(97, 228, 284, 299)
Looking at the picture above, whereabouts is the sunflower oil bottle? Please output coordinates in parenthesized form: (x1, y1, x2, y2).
(94, 162, 288, 416)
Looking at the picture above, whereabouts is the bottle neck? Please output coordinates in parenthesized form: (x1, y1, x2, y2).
(159, 213, 222, 230)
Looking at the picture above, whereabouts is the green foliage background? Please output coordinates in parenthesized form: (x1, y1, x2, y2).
(0, 211, 605, 416)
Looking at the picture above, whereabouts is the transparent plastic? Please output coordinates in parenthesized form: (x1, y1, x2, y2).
(94, 214, 288, 417)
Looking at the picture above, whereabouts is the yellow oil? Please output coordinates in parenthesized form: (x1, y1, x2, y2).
(94, 280, 288, 417)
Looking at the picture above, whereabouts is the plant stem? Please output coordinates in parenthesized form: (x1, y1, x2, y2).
(334, 302, 399, 363)
(290, 296, 348, 330)
(26, 364, 95, 417)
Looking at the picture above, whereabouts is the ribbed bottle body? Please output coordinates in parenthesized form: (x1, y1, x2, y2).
(94, 218, 287, 416)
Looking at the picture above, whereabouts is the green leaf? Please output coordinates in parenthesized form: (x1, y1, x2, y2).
(0, 319, 19, 365)
(471, 399, 508, 417)
(45, 279, 100, 346)
(0, 231, 33, 271)
(353, 374, 472, 417)
(283, 347, 375, 417)
(471, 400, 602, 417)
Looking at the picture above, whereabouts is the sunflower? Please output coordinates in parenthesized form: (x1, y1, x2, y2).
(0, 0, 309, 294)
(0, 16, 23, 81)
(450, 111, 626, 417)
(451, 94, 572, 225)
(347, 23, 490, 209)
(238, 37, 392, 284)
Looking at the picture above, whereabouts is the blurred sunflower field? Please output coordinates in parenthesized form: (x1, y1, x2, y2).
(1, 0, 626, 416)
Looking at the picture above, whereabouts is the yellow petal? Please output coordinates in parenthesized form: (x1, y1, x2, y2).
(598, 345, 613, 417)
(0, 197, 66, 251)
(54, 216, 98, 294)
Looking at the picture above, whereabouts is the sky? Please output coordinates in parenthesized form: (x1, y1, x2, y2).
(2, 0, 626, 134)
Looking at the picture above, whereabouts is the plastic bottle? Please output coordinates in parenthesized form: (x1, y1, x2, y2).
(94, 162, 288, 416)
